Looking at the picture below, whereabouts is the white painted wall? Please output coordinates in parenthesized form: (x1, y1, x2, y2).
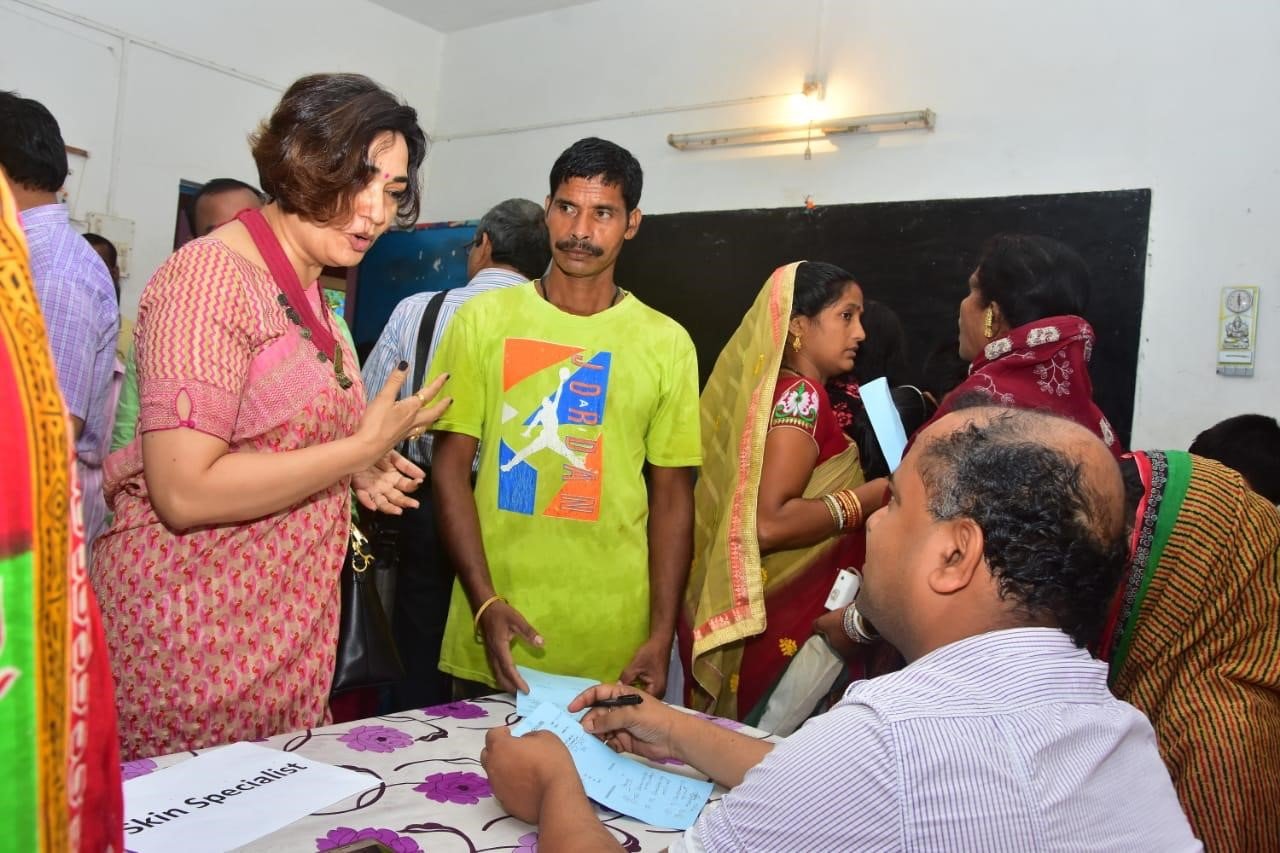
(424, 0, 1279, 450)
(0, 0, 445, 317)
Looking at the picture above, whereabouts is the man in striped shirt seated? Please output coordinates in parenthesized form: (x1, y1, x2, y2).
(481, 405, 1203, 851)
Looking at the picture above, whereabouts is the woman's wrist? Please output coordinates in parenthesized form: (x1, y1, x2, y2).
(854, 477, 888, 515)
(342, 431, 384, 475)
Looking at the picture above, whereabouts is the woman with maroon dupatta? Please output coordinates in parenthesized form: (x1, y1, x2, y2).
(923, 233, 1123, 456)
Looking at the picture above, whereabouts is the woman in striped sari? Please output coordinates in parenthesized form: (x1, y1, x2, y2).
(1099, 450, 1280, 851)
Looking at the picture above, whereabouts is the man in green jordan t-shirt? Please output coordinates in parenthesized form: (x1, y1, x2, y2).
(428, 137, 701, 697)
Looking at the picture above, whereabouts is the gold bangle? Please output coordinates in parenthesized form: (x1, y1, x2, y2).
(832, 489, 853, 530)
(821, 494, 845, 530)
(845, 490, 863, 529)
(473, 594, 506, 631)
(831, 489, 849, 523)
(833, 488, 862, 530)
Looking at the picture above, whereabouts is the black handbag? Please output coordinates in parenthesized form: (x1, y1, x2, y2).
(331, 525, 405, 695)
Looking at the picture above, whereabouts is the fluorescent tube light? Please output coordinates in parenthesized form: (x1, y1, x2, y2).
(667, 109, 935, 151)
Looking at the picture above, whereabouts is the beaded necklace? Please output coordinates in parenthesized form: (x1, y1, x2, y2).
(238, 209, 353, 389)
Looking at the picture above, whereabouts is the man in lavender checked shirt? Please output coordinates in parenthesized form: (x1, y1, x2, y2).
(1, 92, 118, 559)
(481, 405, 1202, 851)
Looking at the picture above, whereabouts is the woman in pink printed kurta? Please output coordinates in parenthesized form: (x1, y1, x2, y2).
(92, 74, 447, 761)
(96, 242, 362, 758)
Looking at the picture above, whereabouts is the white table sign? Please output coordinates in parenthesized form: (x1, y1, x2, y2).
(123, 742, 373, 853)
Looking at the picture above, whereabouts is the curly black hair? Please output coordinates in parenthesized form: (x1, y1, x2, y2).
(915, 409, 1128, 646)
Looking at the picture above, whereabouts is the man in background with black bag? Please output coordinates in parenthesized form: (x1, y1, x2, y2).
(362, 198, 551, 709)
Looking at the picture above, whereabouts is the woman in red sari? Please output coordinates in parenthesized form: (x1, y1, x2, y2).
(927, 233, 1123, 455)
(684, 262, 889, 722)
(94, 74, 450, 761)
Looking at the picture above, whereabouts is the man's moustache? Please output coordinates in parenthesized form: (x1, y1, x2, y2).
(555, 240, 604, 256)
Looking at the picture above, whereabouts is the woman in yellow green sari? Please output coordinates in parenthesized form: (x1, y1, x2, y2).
(682, 261, 888, 721)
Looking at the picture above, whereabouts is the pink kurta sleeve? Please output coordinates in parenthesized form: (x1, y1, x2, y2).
(135, 241, 256, 442)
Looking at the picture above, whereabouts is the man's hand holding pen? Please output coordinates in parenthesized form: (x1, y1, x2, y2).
(571, 683, 683, 763)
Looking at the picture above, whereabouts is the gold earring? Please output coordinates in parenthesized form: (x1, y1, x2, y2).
(982, 307, 994, 340)
(791, 334, 802, 352)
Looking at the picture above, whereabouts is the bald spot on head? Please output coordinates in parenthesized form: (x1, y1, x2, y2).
(922, 406, 1125, 549)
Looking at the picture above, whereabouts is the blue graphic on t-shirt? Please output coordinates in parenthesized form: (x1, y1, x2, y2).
(498, 439, 538, 515)
(554, 352, 612, 427)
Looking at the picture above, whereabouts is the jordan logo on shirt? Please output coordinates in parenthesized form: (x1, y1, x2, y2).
(497, 338, 612, 521)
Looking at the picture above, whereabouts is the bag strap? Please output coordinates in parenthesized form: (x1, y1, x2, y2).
(412, 289, 450, 394)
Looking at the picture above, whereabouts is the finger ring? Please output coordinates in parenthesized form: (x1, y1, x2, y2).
(414, 392, 427, 407)
(409, 427, 424, 439)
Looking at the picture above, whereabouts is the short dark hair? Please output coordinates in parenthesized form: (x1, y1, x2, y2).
(853, 300, 909, 386)
(477, 198, 551, 280)
(82, 232, 117, 268)
(548, 137, 643, 212)
(792, 260, 858, 318)
(975, 234, 1091, 329)
(1189, 414, 1280, 503)
(250, 73, 427, 227)
(0, 91, 68, 192)
(83, 232, 120, 303)
(916, 408, 1128, 646)
(188, 178, 262, 232)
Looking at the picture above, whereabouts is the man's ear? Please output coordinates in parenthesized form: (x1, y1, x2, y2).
(927, 518, 985, 595)
(474, 231, 493, 265)
(544, 194, 552, 217)
(624, 207, 642, 239)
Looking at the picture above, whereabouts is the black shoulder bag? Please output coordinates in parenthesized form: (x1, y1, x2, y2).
(331, 289, 450, 695)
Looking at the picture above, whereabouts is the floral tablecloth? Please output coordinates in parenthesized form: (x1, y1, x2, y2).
(124, 695, 760, 852)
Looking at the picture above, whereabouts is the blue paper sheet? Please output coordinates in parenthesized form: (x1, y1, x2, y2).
(859, 377, 909, 472)
(515, 665, 600, 721)
(512, 701, 713, 830)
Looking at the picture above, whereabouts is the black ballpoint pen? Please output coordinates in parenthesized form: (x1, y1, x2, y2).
(590, 694, 643, 708)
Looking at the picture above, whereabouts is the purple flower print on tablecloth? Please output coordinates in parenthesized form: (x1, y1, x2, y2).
(695, 712, 745, 731)
(414, 770, 493, 804)
(316, 826, 422, 853)
(121, 758, 158, 780)
(423, 700, 487, 720)
(513, 831, 540, 853)
(337, 724, 414, 753)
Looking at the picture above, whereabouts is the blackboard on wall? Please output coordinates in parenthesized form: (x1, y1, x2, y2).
(614, 189, 1151, 447)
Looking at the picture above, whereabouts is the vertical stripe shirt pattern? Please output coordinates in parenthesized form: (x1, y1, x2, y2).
(22, 204, 119, 554)
(680, 628, 1202, 852)
(362, 267, 529, 465)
